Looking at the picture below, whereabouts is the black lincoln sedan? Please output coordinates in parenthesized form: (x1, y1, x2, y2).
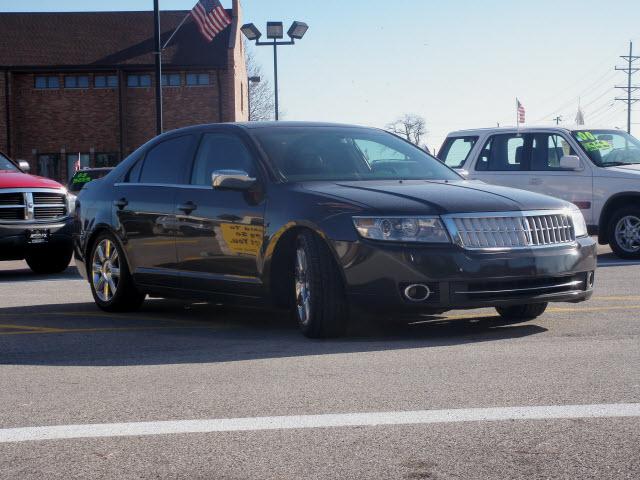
(73, 122, 596, 337)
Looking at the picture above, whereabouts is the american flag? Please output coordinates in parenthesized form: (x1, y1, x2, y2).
(191, 0, 231, 43)
(516, 98, 526, 124)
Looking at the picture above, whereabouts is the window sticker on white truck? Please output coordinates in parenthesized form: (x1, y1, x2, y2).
(574, 131, 612, 152)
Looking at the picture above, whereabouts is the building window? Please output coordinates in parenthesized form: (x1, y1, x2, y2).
(186, 73, 210, 86)
(95, 75, 118, 88)
(66, 153, 90, 180)
(95, 153, 119, 168)
(34, 76, 60, 89)
(64, 76, 90, 89)
(161, 73, 181, 86)
(127, 74, 152, 88)
(37, 154, 60, 179)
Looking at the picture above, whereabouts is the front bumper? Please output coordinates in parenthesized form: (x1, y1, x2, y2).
(340, 236, 597, 312)
(0, 217, 74, 260)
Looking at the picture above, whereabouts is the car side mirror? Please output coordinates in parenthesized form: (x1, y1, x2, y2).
(211, 169, 256, 190)
(17, 160, 30, 173)
(559, 155, 582, 171)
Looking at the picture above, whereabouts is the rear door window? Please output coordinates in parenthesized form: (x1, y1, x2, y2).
(139, 135, 197, 184)
(530, 133, 576, 171)
(476, 134, 527, 171)
(190, 133, 256, 186)
(438, 136, 478, 168)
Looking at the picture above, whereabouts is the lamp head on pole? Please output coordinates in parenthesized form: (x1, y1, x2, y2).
(241, 23, 262, 41)
(287, 21, 309, 40)
(266, 21, 284, 39)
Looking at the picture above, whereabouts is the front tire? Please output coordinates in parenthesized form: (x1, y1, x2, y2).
(293, 231, 348, 338)
(608, 206, 640, 259)
(25, 246, 72, 274)
(496, 303, 548, 320)
(89, 233, 145, 312)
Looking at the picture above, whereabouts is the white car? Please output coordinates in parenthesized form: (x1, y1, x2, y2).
(438, 127, 640, 258)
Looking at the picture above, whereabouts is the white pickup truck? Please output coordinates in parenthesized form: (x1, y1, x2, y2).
(438, 127, 640, 258)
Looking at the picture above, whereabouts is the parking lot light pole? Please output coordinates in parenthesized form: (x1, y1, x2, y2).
(241, 21, 309, 121)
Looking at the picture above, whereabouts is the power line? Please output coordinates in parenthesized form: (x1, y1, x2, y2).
(614, 41, 640, 133)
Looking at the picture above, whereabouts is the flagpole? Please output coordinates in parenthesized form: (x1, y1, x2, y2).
(162, 11, 191, 50)
(153, 0, 163, 135)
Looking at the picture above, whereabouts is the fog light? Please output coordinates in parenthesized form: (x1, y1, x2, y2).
(587, 271, 595, 289)
(403, 284, 431, 302)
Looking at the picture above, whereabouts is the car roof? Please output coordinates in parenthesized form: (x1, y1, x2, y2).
(165, 121, 381, 136)
(446, 126, 624, 136)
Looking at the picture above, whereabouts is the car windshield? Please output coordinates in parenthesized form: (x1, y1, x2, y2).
(252, 127, 461, 182)
(571, 130, 640, 166)
(0, 153, 19, 172)
(68, 169, 110, 192)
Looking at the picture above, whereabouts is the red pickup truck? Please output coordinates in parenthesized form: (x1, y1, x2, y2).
(0, 152, 73, 273)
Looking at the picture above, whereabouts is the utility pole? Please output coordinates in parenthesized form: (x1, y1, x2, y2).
(552, 115, 562, 125)
(615, 41, 640, 134)
(153, 0, 163, 135)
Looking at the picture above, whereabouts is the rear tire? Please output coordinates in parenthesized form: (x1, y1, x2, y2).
(89, 233, 145, 312)
(496, 302, 548, 320)
(25, 246, 72, 274)
(292, 231, 348, 338)
(607, 206, 640, 259)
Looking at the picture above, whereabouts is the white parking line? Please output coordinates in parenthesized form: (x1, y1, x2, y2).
(1, 403, 639, 443)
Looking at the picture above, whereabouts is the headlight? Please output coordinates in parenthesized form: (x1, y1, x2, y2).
(569, 207, 588, 238)
(352, 216, 451, 243)
(67, 193, 77, 215)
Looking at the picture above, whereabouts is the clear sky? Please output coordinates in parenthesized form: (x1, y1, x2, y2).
(3, 0, 640, 150)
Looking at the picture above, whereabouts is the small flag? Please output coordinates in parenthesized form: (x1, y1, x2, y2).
(74, 153, 81, 173)
(575, 106, 585, 126)
(191, 0, 232, 43)
(516, 98, 526, 124)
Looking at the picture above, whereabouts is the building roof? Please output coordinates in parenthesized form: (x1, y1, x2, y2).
(0, 10, 231, 70)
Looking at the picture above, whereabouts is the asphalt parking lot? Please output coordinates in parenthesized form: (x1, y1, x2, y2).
(0, 243, 639, 479)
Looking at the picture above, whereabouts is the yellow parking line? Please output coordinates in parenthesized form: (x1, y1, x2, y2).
(0, 325, 223, 336)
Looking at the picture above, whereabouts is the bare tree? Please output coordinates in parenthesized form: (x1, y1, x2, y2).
(245, 44, 275, 121)
(386, 114, 427, 148)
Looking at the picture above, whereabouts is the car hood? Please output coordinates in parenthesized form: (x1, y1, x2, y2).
(0, 171, 64, 189)
(302, 180, 569, 215)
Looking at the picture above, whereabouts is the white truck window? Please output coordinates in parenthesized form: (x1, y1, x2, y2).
(476, 134, 525, 171)
(530, 134, 576, 171)
(438, 136, 478, 168)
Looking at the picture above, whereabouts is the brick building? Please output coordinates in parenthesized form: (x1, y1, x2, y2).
(0, 0, 248, 182)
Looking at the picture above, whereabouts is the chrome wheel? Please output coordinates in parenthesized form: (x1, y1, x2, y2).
(295, 246, 311, 325)
(92, 239, 120, 302)
(614, 215, 640, 253)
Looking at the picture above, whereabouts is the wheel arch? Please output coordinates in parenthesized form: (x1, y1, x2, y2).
(598, 192, 640, 244)
(263, 221, 347, 308)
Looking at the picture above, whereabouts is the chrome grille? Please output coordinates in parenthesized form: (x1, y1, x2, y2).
(33, 193, 65, 205)
(0, 193, 24, 205)
(34, 206, 66, 219)
(0, 189, 68, 222)
(443, 211, 576, 250)
(0, 207, 25, 220)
